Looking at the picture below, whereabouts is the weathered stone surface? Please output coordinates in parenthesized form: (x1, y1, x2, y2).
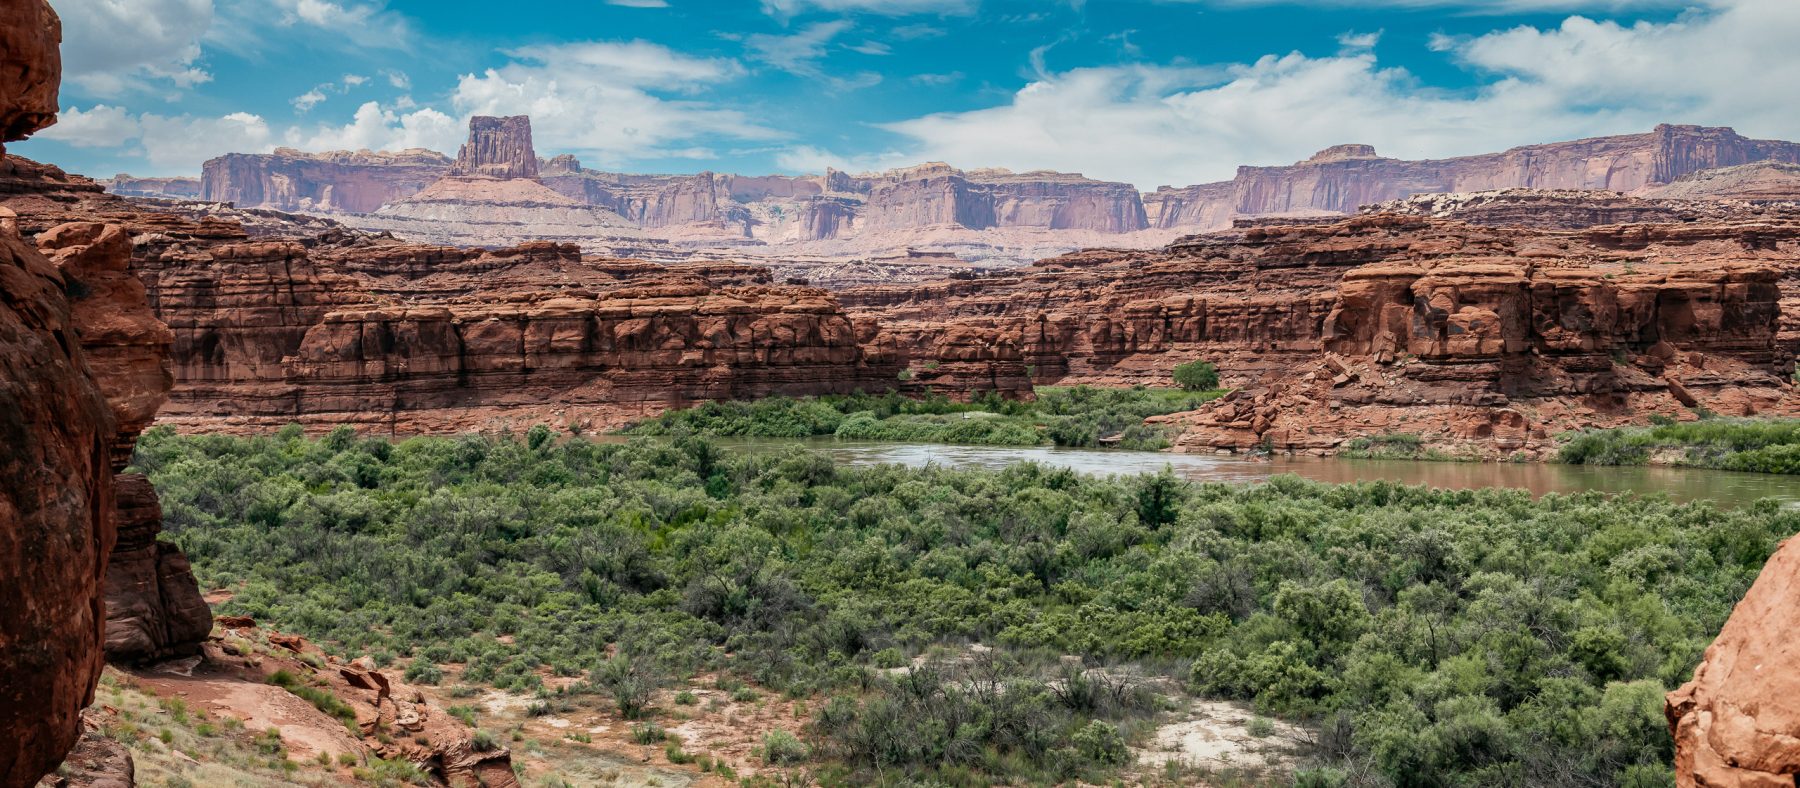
(1668, 535, 1800, 787)
(449, 115, 538, 180)
(201, 147, 452, 214)
(3, 158, 1024, 434)
(102, 474, 211, 663)
(0, 0, 58, 157)
(99, 175, 200, 200)
(1146, 125, 1800, 230)
(843, 211, 1800, 457)
(0, 204, 116, 788)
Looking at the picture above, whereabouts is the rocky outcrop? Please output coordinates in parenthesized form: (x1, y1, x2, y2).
(842, 211, 1800, 457)
(0, 4, 126, 782)
(100, 175, 200, 200)
(1643, 162, 1800, 203)
(449, 115, 538, 180)
(1151, 125, 1800, 231)
(201, 148, 451, 214)
(1667, 534, 1800, 786)
(0, 0, 58, 156)
(101, 474, 211, 663)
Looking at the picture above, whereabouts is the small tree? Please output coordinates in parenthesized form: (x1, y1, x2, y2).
(1173, 360, 1219, 391)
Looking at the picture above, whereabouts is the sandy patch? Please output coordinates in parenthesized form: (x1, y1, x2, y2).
(1134, 699, 1307, 772)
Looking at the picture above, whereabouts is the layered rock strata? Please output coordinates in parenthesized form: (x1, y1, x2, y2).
(100, 174, 200, 200)
(842, 212, 1800, 457)
(1147, 125, 1800, 229)
(201, 147, 452, 214)
(2, 158, 1031, 434)
(450, 115, 538, 180)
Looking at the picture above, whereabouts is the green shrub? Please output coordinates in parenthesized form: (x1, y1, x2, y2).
(760, 729, 810, 765)
(1172, 360, 1219, 391)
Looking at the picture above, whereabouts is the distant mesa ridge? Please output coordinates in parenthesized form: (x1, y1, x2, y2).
(165, 119, 1800, 262)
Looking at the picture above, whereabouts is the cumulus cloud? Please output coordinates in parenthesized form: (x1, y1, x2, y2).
(37, 105, 143, 148)
(449, 41, 779, 166)
(40, 105, 275, 173)
(291, 101, 462, 153)
(818, 0, 1800, 189)
(760, 0, 977, 16)
(1194, 0, 1692, 10)
(291, 88, 328, 112)
(56, 0, 214, 96)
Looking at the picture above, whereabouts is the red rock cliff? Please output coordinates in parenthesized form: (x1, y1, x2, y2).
(1148, 125, 1800, 230)
(449, 115, 539, 180)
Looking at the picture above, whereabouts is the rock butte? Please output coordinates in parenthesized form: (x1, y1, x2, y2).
(148, 117, 1800, 279)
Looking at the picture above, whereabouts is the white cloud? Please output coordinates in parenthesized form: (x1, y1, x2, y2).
(139, 113, 276, 171)
(342, 74, 369, 87)
(55, 0, 214, 97)
(276, 0, 411, 45)
(449, 42, 779, 166)
(291, 88, 328, 112)
(383, 70, 412, 90)
(761, 0, 977, 16)
(40, 106, 275, 174)
(501, 41, 743, 87)
(210, 0, 412, 53)
(37, 105, 143, 148)
(844, 0, 1800, 189)
(1193, 0, 1692, 10)
(1336, 29, 1382, 50)
(745, 20, 853, 75)
(291, 101, 461, 153)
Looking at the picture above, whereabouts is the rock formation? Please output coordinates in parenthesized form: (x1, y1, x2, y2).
(0, 8, 213, 781)
(100, 175, 200, 200)
(842, 210, 1800, 457)
(1667, 534, 1800, 786)
(1147, 125, 1800, 230)
(187, 122, 1800, 274)
(201, 147, 452, 214)
(449, 115, 538, 180)
(2, 157, 1037, 434)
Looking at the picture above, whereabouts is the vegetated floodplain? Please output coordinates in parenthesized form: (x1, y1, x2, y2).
(137, 426, 1794, 785)
(1559, 417, 1800, 474)
(627, 386, 1227, 451)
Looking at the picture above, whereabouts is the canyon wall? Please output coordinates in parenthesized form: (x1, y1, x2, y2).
(5, 157, 1036, 435)
(200, 148, 451, 214)
(185, 122, 1800, 276)
(101, 175, 200, 200)
(842, 209, 1800, 457)
(1147, 125, 1800, 229)
(0, 4, 209, 782)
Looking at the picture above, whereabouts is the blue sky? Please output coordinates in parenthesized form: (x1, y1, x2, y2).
(19, 0, 1797, 189)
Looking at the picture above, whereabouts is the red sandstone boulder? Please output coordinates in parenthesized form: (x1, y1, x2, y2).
(1668, 535, 1800, 786)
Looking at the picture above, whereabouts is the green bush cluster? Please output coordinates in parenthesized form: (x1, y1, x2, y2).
(629, 386, 1226, 450)
(1172, 360, 1219, 391)
(137, 426, 1794, 785)
(1559, 418, 1800, 473)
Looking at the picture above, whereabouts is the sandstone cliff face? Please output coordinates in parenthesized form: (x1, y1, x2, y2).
(201, 148, 451, 214)
(0, 4, 119, 782)
(450, 115, 538, 180)
(0, 0, 57, 155)
(0, 206, 117, 788)
(1667, 536, 1800, 787)
(843, 211, 1800, 457)
(101, 175, 200, 200)
(1151, 125, 1800, 231)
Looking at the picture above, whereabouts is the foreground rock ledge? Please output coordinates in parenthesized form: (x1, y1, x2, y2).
(1668, 535, 1800, 786)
